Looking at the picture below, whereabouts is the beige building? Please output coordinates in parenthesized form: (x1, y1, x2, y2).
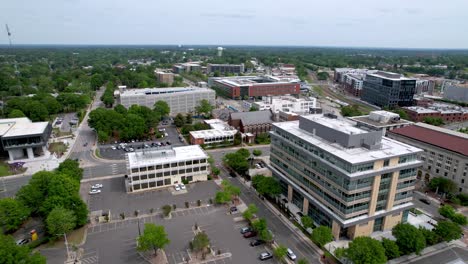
(155, 71, 174, 85)
(270, 115, 423, 240)
(388, 123, 468, 193)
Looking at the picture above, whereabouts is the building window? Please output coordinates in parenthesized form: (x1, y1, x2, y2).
(141, 174, 147, 180)
(149, 182, 156, 188)
(171, 170, 177, 175)
(156, 172, 163, 177)
(178, 162, 185, 166)
(157, 180, 163, 186)
(164, 171, 170, 176)
(187, 176, 193, 182)
(163, 164, 170, 169)
(179, 169, 185, 174)
(156, 164, 162, 170)
(164, 178, 171, 185)
(140, 167, 147, 172)
(132, 168, 138, 173)
(148, 166, 155, 171)
(149, 173, 155, 179)
(186, 161, 193, 165)
(171, 162, 177, 167)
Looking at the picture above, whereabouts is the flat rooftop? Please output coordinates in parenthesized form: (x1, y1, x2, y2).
(350, 116, 412, 128)
(403, 106, 440, 114)
(127, 145, 208, 168)
(0, 118, 49, 138)
(273, 117, 422, 164)
(368, 71, 414, 81)
(190, 129, 237, 139)
(120, 87, 213, 96)
(214, 75, 295, 87)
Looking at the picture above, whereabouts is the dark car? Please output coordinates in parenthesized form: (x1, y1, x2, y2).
(229, 172, 237, 178)
(259, 252, 273, 261)
(230, 206, 238, 213)
(243, 231, 257, 238)
(166, 141, 171, 145)
(250, 239, 265, 247)
(83, 142, 88, 147)
(419, 198, 431, 205)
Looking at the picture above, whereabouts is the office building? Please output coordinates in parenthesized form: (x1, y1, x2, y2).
(252, 96, 317, 115)
(270, 114, 422, 239)
(0, 118, 52, 161)
(444, 83, 468, 103)
(155, 71, 174, 85)
(189, 119, 237, 146)
(349, 111, 413, 136)
(333, 68, 378, 83)
(415, 79, 435, 95)
(402, 105, 468, 123)
(388, 123, 468, 193)
(229, 110, 274, 136)
(172, 62, 202, 74)
(125, 145, 210, 192)
(361, 71, 417, 108)
(118, 87, 215, 115)
(209, 75, 300, 99)
(207, 64, 244, 74)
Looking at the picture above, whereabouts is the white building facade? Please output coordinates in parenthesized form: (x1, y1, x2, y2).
(252, 96, 317, 115)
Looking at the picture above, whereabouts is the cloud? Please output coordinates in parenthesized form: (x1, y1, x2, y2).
(404, 8, 423, 14)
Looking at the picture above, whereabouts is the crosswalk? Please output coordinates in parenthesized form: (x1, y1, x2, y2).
(80, 250, 99, 264)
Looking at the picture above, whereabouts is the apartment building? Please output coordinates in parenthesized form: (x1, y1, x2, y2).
(125, 146, 210, 192)
(118, 87, 215, 115)
(343, 74, 365, 97)
(270, 114, 422, 240)
(388, 123, 468, 193)
(361, 71, 417, 108)
(207, 64, 244, 74)
(252, 96, 317, 115)
(402, 106, 468, 123)
(349, 111, 413, 136)
(155, 71, 174, 85)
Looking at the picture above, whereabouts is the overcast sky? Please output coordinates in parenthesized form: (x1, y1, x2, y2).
(2, 0, 467, 49)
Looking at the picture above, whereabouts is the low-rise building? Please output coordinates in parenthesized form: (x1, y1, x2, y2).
(155, 71, 174, 85)
(0, 118, 52, 161)
(252, 96, 317, 115)
(207, 64, 244, 74)
(125, 145, 210, 192)
(118, 87, 215, 115)
(189, 119, 237, 146)
(402, 105, 468, 123)
(415, 79, 435, 95)
(444, 83, 468, 102)
(229, 110, 274, 136)
(388, 123, 468, 193)
(270, 114, 423, 240)
(172, 62, 202, 74)
(349, 111, 413, 136)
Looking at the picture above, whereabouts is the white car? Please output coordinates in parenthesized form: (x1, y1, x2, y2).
(89, 189, 101, 195)
(179, 183, 186, 190)
(91, 184, 103, 189)
(174, 184, 181, 191)
(111, 146, 116, 150)
(287, 248, 297, 260)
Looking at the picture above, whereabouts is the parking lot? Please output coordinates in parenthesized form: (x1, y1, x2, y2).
(85, 178, 221, 219)
(98, 125, 185, 160)
(85, 202, 280, 264)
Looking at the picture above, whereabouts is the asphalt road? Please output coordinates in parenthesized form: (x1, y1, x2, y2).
(413, 191, 442, 218)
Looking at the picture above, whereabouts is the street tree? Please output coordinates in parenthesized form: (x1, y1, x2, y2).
(56, 159, 83, 182)
(300, 215, 314, 230)
(46, 207, 76, 239)
(0, 198, 31, 233)
(223, 152, 249, 175)
(311, 226, 333, 247)
(298, 259, 309, 264)
(429, 177, 457, 194)
(174, 113, 186, 127)
(195, 99, 213, 117)
(242, 204, 259, 221)
(252, 175, 282, 197)
(252, 218, 268, 233)
(381, 238, 400, 260)
(434, 220, 463, 242)
(0, 234, 46, 264)
(185, 113, 193, 124)
(419, 227, 440, 246)
(392, 223, 426, 255)
(273, 245, 288, 260)
(153, 100, 170, 117)
(252, 149, 262, 156)
(192, 231, 210, 253)
(162, 205, 172, 217)
(137, 223, 170, 256)
(259, 228, 274, 243)
(345, 237, 387, 264)
(214, 191, 231, 204)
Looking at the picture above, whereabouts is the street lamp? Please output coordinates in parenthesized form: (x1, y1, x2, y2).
(57, 233, 70, 260)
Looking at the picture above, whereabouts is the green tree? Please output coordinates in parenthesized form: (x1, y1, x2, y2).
(395, 109, 409, 120)
(259, 228, 274, 243)
(429, 177, 457, 194)
(223, 152, 249, 175)
(192, 231, 210, 253)
(154, 100, 170, 117)
(0, 198, 31, 233)
(195, 99, 213, 117)
(214, 191, 231, 204)
(56, 159, 83, 182)
(46, 207, 76, 239)
(252, 149, 262, 156)
(137, 223, 170, 256)
(252, 175, 282, 197)
(419, 227, 440, 246)
(0, 234, 46, 264)
(249, 106, 259, 111)
(8, 109, 26, 118)
(341, 105, 363, 117)
(345, 237, 387, 264)
(242, 204, 259, 221)
(434, 220, 463, 242)
(16, 171, 55, 214)
(185, 113, 193, 124)
(438, 205, 466, 225)
(381, 238, 400, 260)
(162, 205, 172, 217)
(311, 226, 333, 247)
(392, 223, 426, 255)
(423, 117, 444, 126)
(300, 215, 314, 230)
(174, 113, 186, 127)
(252, 218, 267, 233)
(273, 245, 288, 260)
(317, 71, 329, 80)
(255, 133, 270, 144)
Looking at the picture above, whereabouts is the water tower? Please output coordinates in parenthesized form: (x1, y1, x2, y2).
(217, 47, 223, 57)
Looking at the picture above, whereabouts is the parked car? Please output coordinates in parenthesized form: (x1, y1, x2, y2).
(230, 206, 238, 213)
(83, 142, 88, 147)
(16, 238, 29, 245)
(243, 231, 257, 238)
(259, 252, 273, 261)
(250, 239, 265, 247)
(419, 198, 430, 205)
(287, 248, 297, 260)
(166, 141, 171, 145)
(89, 189, 101, 195)
(91, 184, 103, 189)
(179, 183, 186, 190)
(111, 146, 116, 150)
(174, 185, 181, 191)
(240, 227, 252, 234)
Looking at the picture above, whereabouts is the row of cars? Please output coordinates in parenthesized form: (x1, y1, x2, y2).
(239, 226, 297, 261)
(173, 183, 186, 191)
(111, 141, 172, 152)
(89, 183, 103, 194)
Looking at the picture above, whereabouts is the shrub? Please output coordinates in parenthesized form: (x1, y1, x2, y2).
(162, 205, 172, 217)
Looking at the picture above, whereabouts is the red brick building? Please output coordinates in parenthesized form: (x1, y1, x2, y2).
(228, 110, 274, 136)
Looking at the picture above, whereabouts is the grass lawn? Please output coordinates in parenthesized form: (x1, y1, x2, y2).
(0, 163, 10, 177)
(48, 142, 68, 158)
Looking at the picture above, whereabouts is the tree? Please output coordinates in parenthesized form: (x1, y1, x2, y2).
(252, 218, 267, 233)
(223, 152, 249, 175)
(434, 220, 462, 242)
(438, 205, 466, 225)
(249, 106, 259, 112)
(252, 149, 262, 156)
(423, 117, 444, 126)
(185, 113, 193, 124)
(46, 207, 76, 239)
(243, 204, 259, 221)
(255, 133, 270, 144)
(0, 234, 46, 264)
(419, 227, 440, 246)
(8, 109, 26, 118)
(215, 191, 231, 204)
(311, 226, 333, 247)
(429, 177, 457, 194)
(273, 245, 288, 260)
(345, 237, 387, 264)
(137, 223, 170, 256)
(174, 113, 186, 127)
(195, 99, 213, 117)
(395, 109, 409, 120)
(341, 105, 363, 117)
(259, 228, 274, 243)
(381, 238, 400, 260)
(0, 198, 31, 233)
(300, 215, 314, 230)
(252, 175, 282, 197)
(56, 159, 83, 182)
(154, 100, 170, 117)
(317, 71, 329, 80)
(392, 223, 426, 255)
(192, 232, 210, 253)
(162, 205, 172, 217)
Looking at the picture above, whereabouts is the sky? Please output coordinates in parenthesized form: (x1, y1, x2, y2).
(2, 0, 468, 49)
